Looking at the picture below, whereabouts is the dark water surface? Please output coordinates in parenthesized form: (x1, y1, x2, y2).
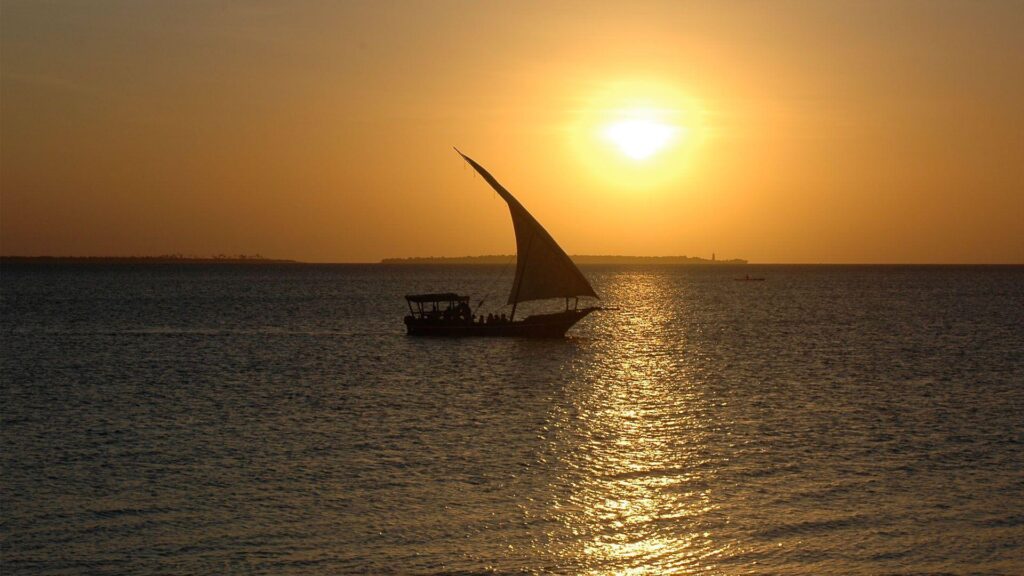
(3, 264, 1022, 575)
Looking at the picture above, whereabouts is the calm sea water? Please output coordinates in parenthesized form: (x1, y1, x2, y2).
(2, 264, 1022, 575)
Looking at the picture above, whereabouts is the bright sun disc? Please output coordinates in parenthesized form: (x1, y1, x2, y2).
(568, 78, 704, 189)
(603, 118, 677, 160)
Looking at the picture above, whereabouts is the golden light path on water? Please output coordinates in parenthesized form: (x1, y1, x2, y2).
(6, 266, 1023, 573)
(537, 272, 734, 574)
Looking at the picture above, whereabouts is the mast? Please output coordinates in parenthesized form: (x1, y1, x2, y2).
(509, 234, 533, 321)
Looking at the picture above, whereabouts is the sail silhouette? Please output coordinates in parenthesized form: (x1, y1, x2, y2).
(455, 149, 598, 305)
(402, 151, 601, 337)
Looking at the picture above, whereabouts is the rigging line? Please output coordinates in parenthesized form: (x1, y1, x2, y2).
(474, 253, 516, 313)
(477, 254, 516, 309)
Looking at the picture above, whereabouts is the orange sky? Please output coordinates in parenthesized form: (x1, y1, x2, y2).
(2, 1, 1022, 263)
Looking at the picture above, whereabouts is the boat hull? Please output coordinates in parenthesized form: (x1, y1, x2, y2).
(405, 308, 597, 338)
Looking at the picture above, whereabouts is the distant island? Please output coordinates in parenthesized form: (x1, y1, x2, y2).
(381, 255, 747, 265)
(1, 255, 300, 264)
(3, 254, 749, 265)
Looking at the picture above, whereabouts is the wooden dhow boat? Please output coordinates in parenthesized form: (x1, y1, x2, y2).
(403, 150, 601, 338)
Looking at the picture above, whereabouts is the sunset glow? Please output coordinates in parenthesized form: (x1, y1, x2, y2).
(602, 117, 680, 160)
(1, 2, 1021, 263)
(3, 4, 1022, 575)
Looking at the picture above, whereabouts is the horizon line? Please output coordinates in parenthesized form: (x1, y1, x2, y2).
(2, 255, 1022, 266)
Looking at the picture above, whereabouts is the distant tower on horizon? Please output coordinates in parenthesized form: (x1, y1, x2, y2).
(712, 252, 716, 262)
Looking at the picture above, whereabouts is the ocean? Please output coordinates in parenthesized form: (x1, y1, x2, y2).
(2, 263, 1022, 575)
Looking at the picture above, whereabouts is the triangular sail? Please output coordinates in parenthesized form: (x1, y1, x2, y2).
(456, 149, 598, 305)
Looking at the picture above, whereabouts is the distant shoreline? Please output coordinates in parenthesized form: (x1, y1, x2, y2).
(2, 254, 747, 265)
(4, 256, 1018, 266)
(0, 256, 302, 265)
(381, 255, 748, 265)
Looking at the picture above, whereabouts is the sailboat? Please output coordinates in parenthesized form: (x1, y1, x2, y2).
(403, 150, 601, 337)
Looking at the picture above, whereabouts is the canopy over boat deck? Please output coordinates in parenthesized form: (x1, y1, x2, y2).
(405, 293, 473, 322)
(405, 293, 469, 304)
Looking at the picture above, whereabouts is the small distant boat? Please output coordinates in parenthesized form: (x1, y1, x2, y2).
(403, 150, 601, 338)
(734, 274, 765, 281)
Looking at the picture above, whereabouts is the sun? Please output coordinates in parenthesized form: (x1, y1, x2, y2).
(602, 117, 679, 160)
(567, 78, 705, 189)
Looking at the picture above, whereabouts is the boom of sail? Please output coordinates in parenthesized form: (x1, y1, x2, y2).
(456, 149, 598, 305)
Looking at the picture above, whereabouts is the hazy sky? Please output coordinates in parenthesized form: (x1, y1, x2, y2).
(2, 1, 1022, 263)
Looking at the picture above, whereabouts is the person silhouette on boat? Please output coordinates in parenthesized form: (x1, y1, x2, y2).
(457, 301, 472, 323)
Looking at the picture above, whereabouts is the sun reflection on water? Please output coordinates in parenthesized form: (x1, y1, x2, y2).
(540, 272, 729, 574)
